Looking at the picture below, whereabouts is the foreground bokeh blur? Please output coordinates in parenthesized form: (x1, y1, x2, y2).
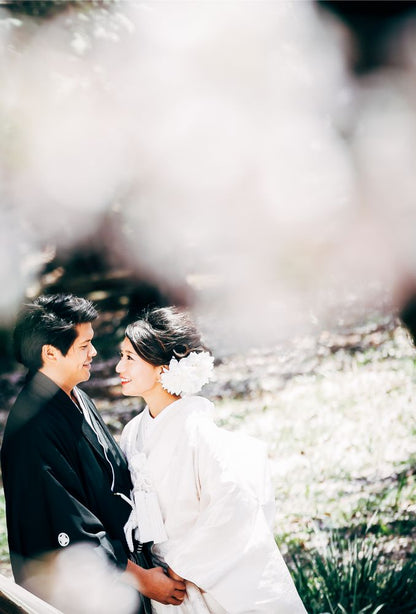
(2, 0, 416, 353)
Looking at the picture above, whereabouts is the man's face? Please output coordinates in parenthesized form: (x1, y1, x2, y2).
(55, 322, 97, 392)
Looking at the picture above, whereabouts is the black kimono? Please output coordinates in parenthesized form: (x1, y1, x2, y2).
(1, 371, 151, 611)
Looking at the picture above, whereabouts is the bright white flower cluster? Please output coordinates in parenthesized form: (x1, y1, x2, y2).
(160, 351, 214, 396)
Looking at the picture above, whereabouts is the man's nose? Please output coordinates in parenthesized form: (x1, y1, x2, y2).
(90, 344, 97, 358)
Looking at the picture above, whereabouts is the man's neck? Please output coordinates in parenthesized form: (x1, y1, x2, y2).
(39, 366, 73, 398)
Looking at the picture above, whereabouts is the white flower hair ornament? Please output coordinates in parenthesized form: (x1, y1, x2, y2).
(160, 351, 214, 396)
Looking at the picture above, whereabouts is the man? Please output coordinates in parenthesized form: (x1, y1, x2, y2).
(1, 294, 185, 613)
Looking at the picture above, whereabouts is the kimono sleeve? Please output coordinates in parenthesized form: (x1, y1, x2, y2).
(162, 419, 297, 613)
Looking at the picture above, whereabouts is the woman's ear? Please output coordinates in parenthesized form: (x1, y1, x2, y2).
(157, 366, 167, 382)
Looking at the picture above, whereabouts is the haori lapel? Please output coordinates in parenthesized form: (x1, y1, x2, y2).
(76, 387, 130, 482)
(81, 417, 108, 461)
(72, 390, 109, 463)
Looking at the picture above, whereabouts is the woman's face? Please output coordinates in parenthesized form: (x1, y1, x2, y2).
(115, 337, 161, 398)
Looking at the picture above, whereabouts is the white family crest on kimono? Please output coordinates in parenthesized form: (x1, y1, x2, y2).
(121, 396, 307, 614)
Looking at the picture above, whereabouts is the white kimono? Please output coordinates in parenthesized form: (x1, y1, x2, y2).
(120, 396, 307, 614)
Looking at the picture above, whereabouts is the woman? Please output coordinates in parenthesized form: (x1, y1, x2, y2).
(116, 307, 307, 614)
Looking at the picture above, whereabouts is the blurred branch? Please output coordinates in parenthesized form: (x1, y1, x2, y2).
(0, 0, 114, 19)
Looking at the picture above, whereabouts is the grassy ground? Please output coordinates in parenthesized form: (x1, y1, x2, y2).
(1, 314, 416, 608)
(209, 319, 416, 554)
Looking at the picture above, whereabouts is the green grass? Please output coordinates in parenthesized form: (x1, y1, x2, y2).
(287, 530, 416, 614)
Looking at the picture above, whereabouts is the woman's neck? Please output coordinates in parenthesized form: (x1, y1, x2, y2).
(145, 389, 181, 418)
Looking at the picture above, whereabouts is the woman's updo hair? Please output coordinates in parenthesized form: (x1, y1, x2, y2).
(125, 306, 207, 366)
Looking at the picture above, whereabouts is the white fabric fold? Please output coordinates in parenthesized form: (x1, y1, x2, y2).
(133, 490, 167, 544)
(121, 443, 167, 547)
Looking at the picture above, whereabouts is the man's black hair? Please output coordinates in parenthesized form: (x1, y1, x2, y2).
(14, 294, 98, 372)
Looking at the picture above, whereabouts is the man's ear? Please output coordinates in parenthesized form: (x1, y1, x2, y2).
(41, 344, 60, 364)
